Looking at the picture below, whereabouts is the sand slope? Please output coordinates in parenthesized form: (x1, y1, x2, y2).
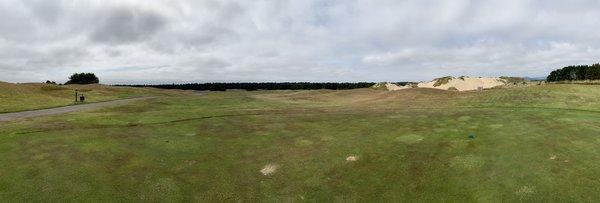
(385, 83, 410, 91)
(417, 77, 507, 91)
(372, 82, 411, 91)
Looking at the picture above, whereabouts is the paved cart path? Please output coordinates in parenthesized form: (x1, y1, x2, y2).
(0, 97, 155, 122)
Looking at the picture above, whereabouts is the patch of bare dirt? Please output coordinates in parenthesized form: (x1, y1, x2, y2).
(260, 164, 278, 175)
(346, 155, 359, 162)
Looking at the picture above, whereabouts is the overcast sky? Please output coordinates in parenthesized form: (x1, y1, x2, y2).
(1, 0, 600, 84)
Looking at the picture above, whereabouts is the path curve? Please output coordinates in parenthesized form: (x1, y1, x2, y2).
(0, 97, 155, 122)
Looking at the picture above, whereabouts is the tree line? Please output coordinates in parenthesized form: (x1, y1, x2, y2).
(121, 82, 381, 91)
(547, 63, 600, 82)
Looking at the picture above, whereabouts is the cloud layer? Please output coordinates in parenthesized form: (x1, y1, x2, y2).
(1, 0, 600, 83)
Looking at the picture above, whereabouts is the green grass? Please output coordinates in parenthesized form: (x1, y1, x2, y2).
(1, 84, 600, 201)
(0, 82, 174, 112)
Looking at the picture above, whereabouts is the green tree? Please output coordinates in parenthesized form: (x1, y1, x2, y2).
(586, 64, 600, 80)
(65, 73, 99, 84)
(547, 63, 600, 81)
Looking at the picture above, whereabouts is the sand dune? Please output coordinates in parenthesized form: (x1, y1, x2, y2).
(385, 83, 410, 91)
(373, 77, 516, 91)
(417, 76, 507, 91)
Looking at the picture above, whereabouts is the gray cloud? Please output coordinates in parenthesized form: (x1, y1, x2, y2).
(1, 0, 600, 84)
(90, 7, 167, 45)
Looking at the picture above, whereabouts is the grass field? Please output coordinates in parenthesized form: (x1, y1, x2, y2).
(0, 82, 170, 113)
(1, 84, 600, 201)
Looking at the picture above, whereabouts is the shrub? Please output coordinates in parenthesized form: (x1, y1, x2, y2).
(447, 86, 458, 91)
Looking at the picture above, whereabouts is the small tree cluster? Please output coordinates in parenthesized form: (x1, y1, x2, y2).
(65, 73, 99, 84)
(547, 63, 600, 82)
(45, 80, 57, 84)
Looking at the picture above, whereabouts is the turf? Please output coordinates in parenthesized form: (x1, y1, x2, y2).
(0, 84, 599, 201)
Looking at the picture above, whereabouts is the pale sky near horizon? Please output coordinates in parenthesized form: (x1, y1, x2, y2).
(1, 0, 599, 84)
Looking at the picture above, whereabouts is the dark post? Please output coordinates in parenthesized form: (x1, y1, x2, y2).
(75, 89, 78, 102)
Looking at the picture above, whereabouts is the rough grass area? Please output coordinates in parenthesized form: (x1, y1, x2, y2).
(433, 76, 453, 87)
(553, 80, 600, 85)
(500, 76, 527, 85)
(0, 82, 175, 112)
(0, 84, 600, 201)
(370, 82, 387, 90)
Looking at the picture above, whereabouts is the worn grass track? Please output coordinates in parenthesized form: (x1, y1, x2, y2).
(0, 97, 156, 122)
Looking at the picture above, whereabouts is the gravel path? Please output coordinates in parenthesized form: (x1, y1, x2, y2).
(0, 97, 155, 122)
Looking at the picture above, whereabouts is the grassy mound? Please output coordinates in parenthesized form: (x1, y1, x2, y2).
(0, 82, 170, 112)
(371, 82, 388, 90)
(433, 76, 453, 87)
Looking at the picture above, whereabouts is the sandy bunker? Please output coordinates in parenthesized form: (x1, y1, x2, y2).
(418, 76, 507, 91)
(378, 76, 510, 91)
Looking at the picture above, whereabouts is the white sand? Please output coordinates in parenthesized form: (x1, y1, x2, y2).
(417, 76, 506, 91)
(385, 83, 410, 91)
(260, 164, 278, 175)
(346, 155, 359, 162)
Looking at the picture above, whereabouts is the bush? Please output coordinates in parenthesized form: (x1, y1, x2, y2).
(65, 73, 99, 85)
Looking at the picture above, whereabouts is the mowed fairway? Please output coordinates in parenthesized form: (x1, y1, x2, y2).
(1, 84, 600, 201)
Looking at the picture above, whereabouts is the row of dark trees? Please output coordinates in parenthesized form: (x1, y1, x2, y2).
(547, 63, 600, 82)
(124, 82, 379, 91)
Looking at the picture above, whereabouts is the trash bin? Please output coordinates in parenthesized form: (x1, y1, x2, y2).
(80, 95, 85, 102)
